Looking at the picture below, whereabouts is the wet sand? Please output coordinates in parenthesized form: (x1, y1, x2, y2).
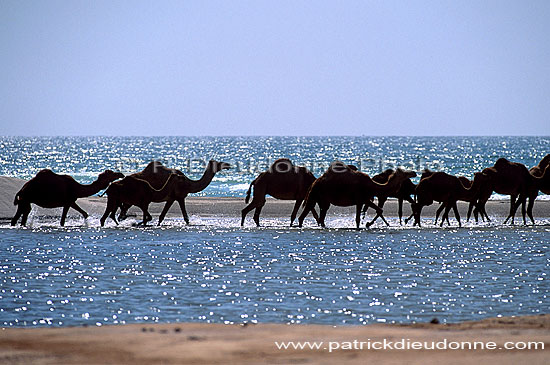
(1, 176, 548, 222)
(0, 314, 548, 364)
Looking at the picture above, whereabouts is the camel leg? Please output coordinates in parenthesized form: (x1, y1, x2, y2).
(178, 199, 190, 225)
(440, 203, 452, 227)
(413, 203, 423, 227)
(520, 194, 528, 225)
(13, 203, 31, 226)
(435, 203, 445, 225)
(100, 198, 116, 226)
(11, 204, 25, 226)
(118, 203, 130, 221)
(290, 199, 302, 227)
(467, 201, 475, 222)
(60, 205, 70, 226)
(526, 194, 536, 225)
(366, 202, 388, 227)
(398, 198, 403, 225)
(452, 202, 461, 227)
(20, 204, 32, 226)
(404, 211, 415, 225)
(298, 198, 316, 227)
(253, 202, 265, 227)
(481, 203, 491, 222)
(355, 204, 362, 229)
(241, 197, 262, 226)
(138, 206, 152, 226)
(504, 194, 518, 224)
(158, 199, 175, 226)
(318, 203, 329, 228)
(310, 207, 320, 225)
(70, 202, 88, 220)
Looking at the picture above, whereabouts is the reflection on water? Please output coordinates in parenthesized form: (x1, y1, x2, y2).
(1, 217, 548, 327)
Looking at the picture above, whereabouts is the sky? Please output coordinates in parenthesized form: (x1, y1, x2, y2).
(1, 0, 549, 136)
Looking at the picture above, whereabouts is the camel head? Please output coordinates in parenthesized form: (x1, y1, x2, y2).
(471, 171, 491, 189)
(208, 160, 231, 173)
(392, 168, 417, 181)
(420, 168, 434, 180)
(97, 170, 124, 185)
(538, 154, 550, 170)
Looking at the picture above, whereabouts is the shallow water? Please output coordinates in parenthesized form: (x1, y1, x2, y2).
(1, 216, 548, 327)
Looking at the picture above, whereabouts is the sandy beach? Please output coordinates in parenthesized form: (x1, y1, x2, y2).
(0, 314, 549, 364)
(1, 176, 548, 222)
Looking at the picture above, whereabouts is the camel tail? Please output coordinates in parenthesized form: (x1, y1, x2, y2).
(13, 193, 20, 205)
(302, 184, 316, 207)
(245, 179, 255, 204)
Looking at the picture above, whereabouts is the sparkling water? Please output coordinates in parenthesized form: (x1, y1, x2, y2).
(1, 136, 548, 197)
(1, 136, 549, 327)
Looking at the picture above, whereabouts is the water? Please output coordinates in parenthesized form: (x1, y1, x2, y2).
(1, 219, 548, 328)
(1, 136, 549, 328)
(1, 136, 549, 197)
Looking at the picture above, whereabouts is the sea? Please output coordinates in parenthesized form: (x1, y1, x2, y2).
(0, 136, 549, 327)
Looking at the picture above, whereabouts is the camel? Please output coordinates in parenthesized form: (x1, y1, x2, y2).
(361, 168, 417, 225)
(411, 171, 489, 227)
(521, 155, 550, 223)
(470, 158, 534, 225)
(434, 176, 480, 225)
(100, 173, 186, 226)
(11, 169, 124, 226)
(118, 160, 230, 225)
(241, 158, 319, 226)
(297, 162, 416, 229)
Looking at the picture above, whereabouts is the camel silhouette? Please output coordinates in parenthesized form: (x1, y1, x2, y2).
(100, 173, 187, 226)
(11, 169, 124, 226)
(298, 162, 415, 229)
(241, 158, 319, 226)
(412, 171, 489, 227)
(361, 168, 417, 225)
(520, 155, 550, 224)
(471, 158, 533, 225)
(118, 160, 230, 225)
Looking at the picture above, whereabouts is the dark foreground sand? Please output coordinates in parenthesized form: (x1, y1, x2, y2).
(1, 176, 549, 223)
(0, 314, 549, 364)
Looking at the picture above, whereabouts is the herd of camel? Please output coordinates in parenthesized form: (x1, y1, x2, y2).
(10, 154, 550, 229)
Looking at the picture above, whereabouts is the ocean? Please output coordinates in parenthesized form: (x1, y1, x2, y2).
(0, 136, 549, 327)
(1, 136, 549, 198)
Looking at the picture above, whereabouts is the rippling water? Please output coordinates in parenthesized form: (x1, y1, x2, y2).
(1, 136, 549, 328)
(1, 136, 548, 197)
(0, 217, 549, 327)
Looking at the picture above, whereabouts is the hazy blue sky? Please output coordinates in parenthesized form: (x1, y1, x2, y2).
(1, 0, 549, 136)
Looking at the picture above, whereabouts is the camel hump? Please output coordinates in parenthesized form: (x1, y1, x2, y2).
(328, 161, 354, 174)
(35, 169, 57, 178)
(142, 161, 165, 174)
(270, 158, 295, 174)
(494, 157, 511, 169)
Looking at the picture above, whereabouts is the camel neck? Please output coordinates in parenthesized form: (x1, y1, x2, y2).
(76, 179, 106, 198)
(188, 166, 216, 193)
(371, 173, 401, 195)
